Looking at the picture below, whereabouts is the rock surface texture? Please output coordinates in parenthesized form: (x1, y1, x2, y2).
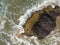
(24, 6, 60, 39)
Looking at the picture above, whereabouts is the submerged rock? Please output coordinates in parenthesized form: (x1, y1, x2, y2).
(23, 6, 60, 39)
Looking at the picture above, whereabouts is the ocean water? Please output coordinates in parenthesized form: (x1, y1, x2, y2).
(0, 0, 60, 45)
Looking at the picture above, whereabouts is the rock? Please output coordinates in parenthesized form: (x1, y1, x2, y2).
(23, 6, 60, 39)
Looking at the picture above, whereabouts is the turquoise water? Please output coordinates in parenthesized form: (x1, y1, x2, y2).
(0, 0, 4, 15)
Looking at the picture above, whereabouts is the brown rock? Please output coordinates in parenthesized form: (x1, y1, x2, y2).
(23, 6, 60, 39)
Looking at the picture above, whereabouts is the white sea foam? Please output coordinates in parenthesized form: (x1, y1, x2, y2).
(18, 0, 60, 34)
(0, 2, 8, 30)
(0, 20, 6, 30)
(0, 0, 60, 45)
(18, 0, 60, 26)
(13, 0, 60, 45)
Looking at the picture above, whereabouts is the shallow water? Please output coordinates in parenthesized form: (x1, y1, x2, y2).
(0, 0, 60, 45)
